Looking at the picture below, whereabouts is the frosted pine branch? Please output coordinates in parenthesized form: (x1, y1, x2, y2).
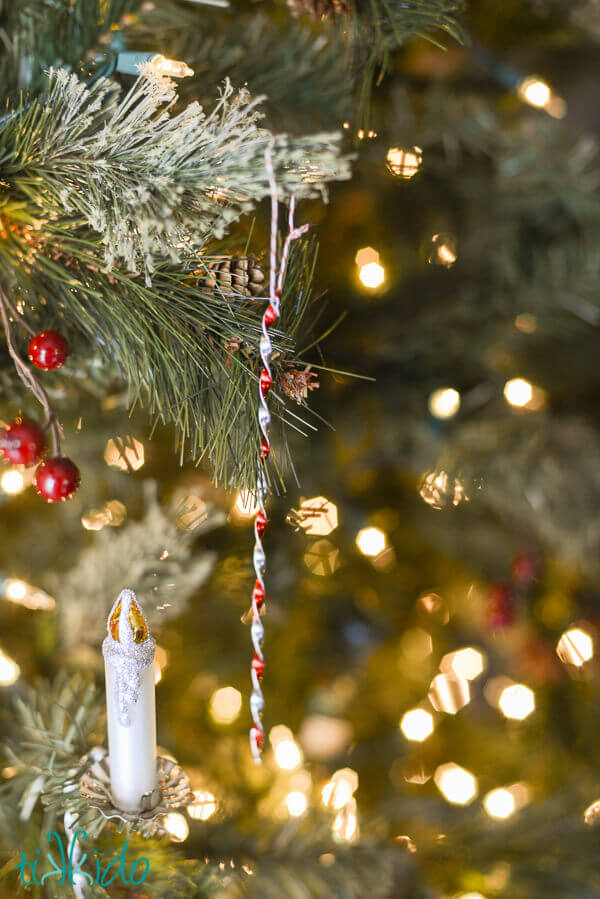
(0, 69, 350, 280)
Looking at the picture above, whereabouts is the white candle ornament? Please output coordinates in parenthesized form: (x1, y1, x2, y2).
(103, 589, 158, 813)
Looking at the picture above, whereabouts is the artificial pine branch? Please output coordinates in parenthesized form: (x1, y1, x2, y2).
(0, 69, 350, 279)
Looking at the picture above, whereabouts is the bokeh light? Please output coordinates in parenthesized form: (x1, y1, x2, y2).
(295, 496, 338, 536)
(209, 686, 242, 724)
(386, 146, 422, 178)
(428, 673, 470, 714)
(400, 708, 435, 742)
(163, 812, 189, 841)
(188, 790, 217, 820)
(270, 725, 303, 770)
(1, 469, 24, 494)
(484, 787, 516, 820)
(332, 796, 359, 842)
(498, 684, 535, 720)
(441, 647, 486, 681)
(0, 649, 19, 686)
(104, 436, 145, 471)
(356, 527, 387, 557)
(285, 791, 308, 817)
(434, 763, 478, 805)
(359, 261, 385, 290)
(556, 627, 594, 666)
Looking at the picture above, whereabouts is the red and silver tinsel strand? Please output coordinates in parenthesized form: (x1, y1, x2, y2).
(248, 140, 309, 762)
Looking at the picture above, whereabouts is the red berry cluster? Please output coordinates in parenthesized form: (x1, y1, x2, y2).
(0, 330, 80, 502)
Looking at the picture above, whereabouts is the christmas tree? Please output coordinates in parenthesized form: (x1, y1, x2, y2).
(2, 0, 600, 896)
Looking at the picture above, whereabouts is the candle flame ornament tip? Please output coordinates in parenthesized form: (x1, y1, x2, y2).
(108, 589, 149, 644)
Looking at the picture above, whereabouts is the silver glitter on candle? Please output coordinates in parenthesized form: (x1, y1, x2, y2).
(103, 589, 155, 727)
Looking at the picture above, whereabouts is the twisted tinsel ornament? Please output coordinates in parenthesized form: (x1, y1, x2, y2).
(248, 141, 309, 762)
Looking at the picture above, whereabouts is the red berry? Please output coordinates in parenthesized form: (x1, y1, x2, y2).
(263, 305, 277, 326)
(252, 579, 265, 609)
(260, 436, 270, 459)
(251, 654, 265, 681)
(250, 726, 264, 751)
(34, 456, 80, 502)
(255, 508, 267, 538)
(260, 368, 272, 396)
(0, 419, 46, 466)
(28, 330, 69, 370)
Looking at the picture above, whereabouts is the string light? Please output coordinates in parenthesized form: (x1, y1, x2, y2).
(332, 796, 359, 842)
(434, 763, 478, 805)
(400, 708, 435, 742)
(498, 683, 535, 720)
(428, 388, 461, 420)
(355, 526, 387, 557)
(209, 686, 242, 724)
(517, 76, 566, 118)
(503, 378, 533, 407)
(322, 768, 359, 810)
(116, 52, 194, 79)
(0, 649, 20, 685)
(429, 233, 457, 267)
(1, 578, 55, 610)
(163, 812, 189, 841)
(556, 627, 594, 666)
(1, 469, 25, 494)
(188, 790, 217, 821)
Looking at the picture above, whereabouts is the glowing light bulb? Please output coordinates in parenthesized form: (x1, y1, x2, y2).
(556, 627, 594, 666)
(355, 526, 387, 557)
(188, 790, 217, 821)
(209, 686, 242, 724)
(518, 76, 551, 108)
(484, 787, 516, 819)
(428, 388, 461, 420)
(5, 580, 26, 601)
(0, 649, 19, 686)
(322, 768, 359, 810)
(503, 378, 533, 408)
(150, 55, 194, 78)
(285, 791, 308, 817)
(400, 708, 434, 742)
(498, 684, 535, 720)
(359, 262, 385, 290)
(434, 763, 478, 805)
(332, 796, 359, 842)
(163, 812, 189, 841)
(1, 470, 24, 494)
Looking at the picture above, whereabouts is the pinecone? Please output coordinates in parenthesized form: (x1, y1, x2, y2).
(201, 256, 265, 299)
(280, 366, 320, 404)
(287, 0, 348, 19)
